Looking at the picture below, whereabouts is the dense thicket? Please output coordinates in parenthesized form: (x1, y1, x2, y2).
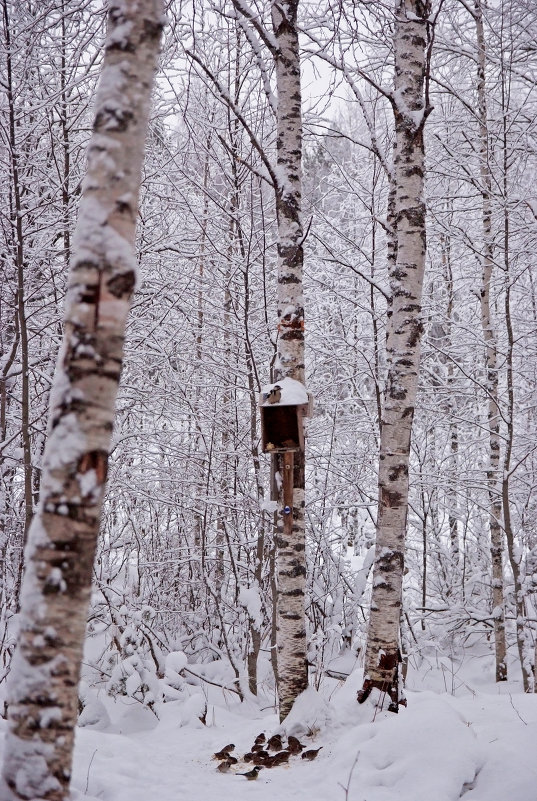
(1, 0, 537, 717)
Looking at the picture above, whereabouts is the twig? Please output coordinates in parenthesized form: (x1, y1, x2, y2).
(337, 750, 360, 801)
(182, 666, 242, 696)
(85, 749, 98, 794)
(508, 692, 528, 726)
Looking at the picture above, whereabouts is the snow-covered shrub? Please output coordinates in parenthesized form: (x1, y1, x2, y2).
(105, 605, 163, 712)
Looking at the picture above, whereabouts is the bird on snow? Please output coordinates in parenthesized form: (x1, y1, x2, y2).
(267, 734, 283, 751)
(213, 748, 234, 761)
(237, 766, 263, 780)
(216, 760, 232, 773)
(286, 735, 304, 754)
(265, 385, 282, 404)
(301, 747, 323, 761)
(254, 733, 266, 745)
(271, 751, 291, 765)
(219, 743, 235, 753)
(251, 751, 270, 766)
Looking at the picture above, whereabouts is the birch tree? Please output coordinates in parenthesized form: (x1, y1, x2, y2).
(473, 0, 508, 683)
(0, 2, 163, 798)
(358, 0, 432, 710)
(194, 0, 309, 719)
(270, 0, 308, 721)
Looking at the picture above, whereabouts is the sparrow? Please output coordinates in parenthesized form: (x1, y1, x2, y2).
(265, 385, 282, 404)
(267, 734, 283, 751)
(220, 743, 235, 753)
(237, 766, 263, 780)
(286, 736, 304, 754)
(251, 743, 265, 753)
(251, 752, 270, 766)
(271, 751, 290, 765)
(301, 747, 323, 761)
(243, 752, 253, 762)
(213, 750, 233, 761)
(226, 755, 238, 765)
(217, 760, 232, 773)
(254, 733, 266, 745)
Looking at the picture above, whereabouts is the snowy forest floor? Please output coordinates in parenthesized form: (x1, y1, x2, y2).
(2, 649, 536, 801)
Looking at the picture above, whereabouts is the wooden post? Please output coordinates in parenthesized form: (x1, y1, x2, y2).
(282, 451, 294, 538)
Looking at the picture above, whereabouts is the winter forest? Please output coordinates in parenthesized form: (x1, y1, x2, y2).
(1, 0, 537, 799)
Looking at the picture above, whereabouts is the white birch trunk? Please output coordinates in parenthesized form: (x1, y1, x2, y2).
(0, 2, 163, 798)
(271, 0, 308, 722)
(359, 0, 431, 710)
(475, 0, 507, 683)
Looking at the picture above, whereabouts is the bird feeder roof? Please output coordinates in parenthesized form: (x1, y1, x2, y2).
(260, 376, 309, 406)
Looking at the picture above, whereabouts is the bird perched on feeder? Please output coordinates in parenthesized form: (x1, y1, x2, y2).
(237, 766, 263, 780)
(301, 747, 323, 761)
(265, 385, 282, 404)
(267, 734, 283, 751)
(286, 735, 304, 754)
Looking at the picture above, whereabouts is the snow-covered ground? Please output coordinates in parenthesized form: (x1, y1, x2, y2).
(2, 649, 533, 801)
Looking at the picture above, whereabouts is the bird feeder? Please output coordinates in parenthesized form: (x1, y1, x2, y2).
(259, 377, 312, 454)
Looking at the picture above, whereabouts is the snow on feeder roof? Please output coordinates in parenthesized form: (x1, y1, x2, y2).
(260, 377, 309, 407)
(259, 378, 312, 453)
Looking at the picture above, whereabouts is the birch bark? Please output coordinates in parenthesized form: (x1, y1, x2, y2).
(271, 0, 308, 721)
(359, 0, 431, 710)
(0, 2, 163, 799)
(474, 0, 507, 683)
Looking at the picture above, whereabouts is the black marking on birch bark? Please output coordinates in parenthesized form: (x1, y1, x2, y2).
(142, 18, 165, 40)
(77, 283, 100, 305)
(388, 385, 406, 401)
(280, 611, 303, 621)
(388, 464, 408, 482)
(94, 106, 134, 133)
(280, 330, 303, 342)
(392, 267, 408, 282)
(279, 564, 307, 579)
(397, 207, 425, 228)
(381, 489, 403, 507)
(106, 38, 136, 53)
(281, 586, 305, 596)
(407, 318, 424, 347)
(115, 197, 134, 216)
(107, 270, 136, 298)
(403, 165, 423, 178)
(393, 288, 413, 300)
(64, 362, 121, 384)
